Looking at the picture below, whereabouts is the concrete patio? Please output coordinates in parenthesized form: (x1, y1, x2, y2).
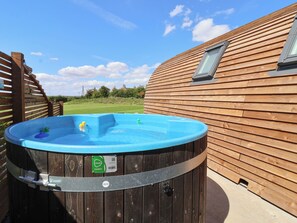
(207, 169, 297, 223)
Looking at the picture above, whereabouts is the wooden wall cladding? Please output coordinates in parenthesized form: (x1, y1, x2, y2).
(145, 4, 297, 217)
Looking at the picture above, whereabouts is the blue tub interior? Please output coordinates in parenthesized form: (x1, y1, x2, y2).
(5, 114, 208, 154)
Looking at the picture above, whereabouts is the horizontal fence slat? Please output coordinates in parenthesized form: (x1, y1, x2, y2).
(0, 65, 12, 74)
(0, 52, 11, 61)
(0, 72, 12, 80)
(0, 58, 11, 68)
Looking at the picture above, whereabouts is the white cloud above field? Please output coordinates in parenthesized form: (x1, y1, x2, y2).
(35, 61, 160, 96)
(58, 62, 129, 78)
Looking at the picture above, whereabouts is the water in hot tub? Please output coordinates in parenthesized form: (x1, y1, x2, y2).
(36, 124, 171, 145)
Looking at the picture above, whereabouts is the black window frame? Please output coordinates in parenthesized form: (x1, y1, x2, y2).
(276, 15, 297, 70)
(192, 41, 229, 82)
(268, 15, 297, 76)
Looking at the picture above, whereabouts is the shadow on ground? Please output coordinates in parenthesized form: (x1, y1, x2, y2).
(206, 177, 230, 223)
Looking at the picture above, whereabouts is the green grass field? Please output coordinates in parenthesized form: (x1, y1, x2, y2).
(64, 98, 144, 114)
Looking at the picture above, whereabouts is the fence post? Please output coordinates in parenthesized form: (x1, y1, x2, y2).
(48, 101, 54, 117)
(11, 52, 25, 123)
(59, 101, 64, 115)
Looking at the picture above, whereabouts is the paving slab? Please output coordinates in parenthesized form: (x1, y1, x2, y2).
(206, 169, 297, 223)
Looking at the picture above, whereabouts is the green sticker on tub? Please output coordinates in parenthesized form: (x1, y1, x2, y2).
(92, 155, 117, 174)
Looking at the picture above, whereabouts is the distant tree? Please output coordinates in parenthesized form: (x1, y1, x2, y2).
(117, 87, 127, 97)
(85, 88, 95, 98)
(136, 86, 146, 98)
(92, 88, 100, 98)
(85, 85, 145, 99)
(124, 88, 135, 98)
(98, 86, 110, 98)
(110, 87, 119, 97)
(48, 95, 68, 102)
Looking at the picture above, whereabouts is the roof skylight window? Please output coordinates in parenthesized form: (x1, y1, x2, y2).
(192, 41, 229, 82)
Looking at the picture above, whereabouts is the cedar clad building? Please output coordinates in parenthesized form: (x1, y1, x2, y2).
(145, 4, 297, 216)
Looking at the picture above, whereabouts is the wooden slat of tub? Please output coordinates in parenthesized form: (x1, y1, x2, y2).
(84, 155, 104, 223)
(194, 137, 207, 223)
(183, 142, 194, 223)
(48, 152, 66, 223)
(124, 153, 143, 223)
(65, 155, 84, 223)
(5, 144, 12, 218)
(159, 148, 173, 222)
(143, 151, 159, 223)
(27, 149, 49, 223)
(199, 136, 208, 223)
(104, 155, 124, 223)
(172, 145, 185, 222)
(0, 177, 8, 222)
(6, 143, 29, 222)
(192, 139, 201, 222)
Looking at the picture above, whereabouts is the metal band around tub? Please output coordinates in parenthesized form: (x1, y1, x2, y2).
(6, 149, 207, 192)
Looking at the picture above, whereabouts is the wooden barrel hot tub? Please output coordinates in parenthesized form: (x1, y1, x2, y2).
(5, 114, 207, 223)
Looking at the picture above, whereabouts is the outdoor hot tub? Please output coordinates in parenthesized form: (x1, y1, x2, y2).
(5, 113, 208, 223)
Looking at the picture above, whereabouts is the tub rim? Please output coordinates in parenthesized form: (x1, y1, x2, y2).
(5, 113, 208, 154)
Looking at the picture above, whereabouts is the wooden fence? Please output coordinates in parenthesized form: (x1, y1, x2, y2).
(0, 51, 63, 221)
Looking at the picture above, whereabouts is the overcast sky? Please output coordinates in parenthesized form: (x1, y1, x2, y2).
(1, 0, 296, 95)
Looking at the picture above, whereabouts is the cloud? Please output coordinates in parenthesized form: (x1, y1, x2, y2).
(124, 78, 150, 85)
(50, 57, 59, 61)
(152, 63, 161, 69)
(170, 5, 184, 17)
(184, 8, 191, 16)
(163, 24, 176, 36)
(31, 52, 43, 56)
(182, 16, 193, 28)
(213, 8, 235, 16)
(124, 65, 151, 79)
(35, 61, 159, 96)
(73, 0, 137, 30)
(35, 73, 68, 82)
(58, 62, 129, 78)
(73, 80, 117, 89)
(192, 18, 230, 42)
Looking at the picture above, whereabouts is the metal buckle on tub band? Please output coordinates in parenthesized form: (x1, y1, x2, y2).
(6, 159, 58, 191)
